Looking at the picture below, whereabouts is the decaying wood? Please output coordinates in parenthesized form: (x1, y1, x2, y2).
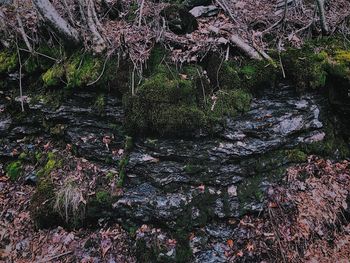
(229, 35, 263, 60)
(208, 25, 263, 60)
(32, 0, 80, 44)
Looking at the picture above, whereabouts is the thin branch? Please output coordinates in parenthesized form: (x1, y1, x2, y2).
(37, 251, 73, 263)
(16, 14, 33, 53)
(15, 37, 24, 112)
(315, 0, 329, 35)
(262, 0, 288, 34)
(18, 47, 59, 62)
(138, 0, 145, 27)
(229, 34, 263, 60)
(216, 0, 237, 23)
(62, 0, 75, 25)
(131, 66, 136, 96)
(87, 55, 109, 86)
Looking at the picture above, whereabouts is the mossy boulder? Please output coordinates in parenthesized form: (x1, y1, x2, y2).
(124, 53, 254, 137)
(325, 50, 350, 80)
(240, 61, 277, 91)
(124, 68, 208, 136)
(302, 120, 349, 159)
(85, 190, 115, 225)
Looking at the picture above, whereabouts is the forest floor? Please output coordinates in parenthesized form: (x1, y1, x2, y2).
(1, 138, 350, 262)
(1, 0, 350, 63)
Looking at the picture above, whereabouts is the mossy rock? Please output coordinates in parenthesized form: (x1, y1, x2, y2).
(0, 51, 17, 74)
(282, 46, 328, 91)
(301, 118, 349, 159)
(42, 63, 65, 87)
(208, 89, 252, 118)
(216, 61, 241, 90)
(123, 67, 207, 136)
(239, 61, 277, 91)
(152, 105, 207, 136)
(85, 191, 115, 225)
(208, 57, 277, 92)
(325, 49, 350, 80)
(66, 53, 101, 88)
(124, 59, 254, 137)
(6, 161, 22, 181)
(287, 149, 307, 163)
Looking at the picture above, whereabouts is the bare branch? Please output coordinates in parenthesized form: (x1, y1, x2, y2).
(315, 0, 329, 35)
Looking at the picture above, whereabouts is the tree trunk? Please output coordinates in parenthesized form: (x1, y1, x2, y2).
(32, 0, 80, 44)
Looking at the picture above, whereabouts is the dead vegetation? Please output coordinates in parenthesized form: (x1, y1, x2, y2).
(1, 0, 350, 65)
(224, 156, 350, 262)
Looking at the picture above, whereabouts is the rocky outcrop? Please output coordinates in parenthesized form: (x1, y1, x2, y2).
(0, 83, 344, 262)
(113, 86, 325, 229)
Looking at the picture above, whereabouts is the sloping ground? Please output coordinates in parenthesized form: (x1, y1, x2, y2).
(1, 149, 350, 262)
(226, 157, 350, 262)
(0, 143, 136, 262)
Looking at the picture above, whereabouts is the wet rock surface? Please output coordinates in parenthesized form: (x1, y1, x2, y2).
(116, 87, 325, 225)
(0, 89, 125, 162)
(0, 85, 331, 262)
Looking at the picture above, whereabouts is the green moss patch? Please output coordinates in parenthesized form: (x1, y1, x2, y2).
(287, 149, 307, 163)
(36, 152, 61, 178)
(282, 47, 328, 91)
(40, 52, 117, 89)
(0, 51, 17, 74)
(6, 161, 22, 181)
(124, 58, 253, 137)
(325, 50, 350, 80)
(66, 53, 101, 88)
(123, 67, 208, 136)
(42, 63, 65, 87)
(212, 59, 277, 92)
(209, 89, 252, 118)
